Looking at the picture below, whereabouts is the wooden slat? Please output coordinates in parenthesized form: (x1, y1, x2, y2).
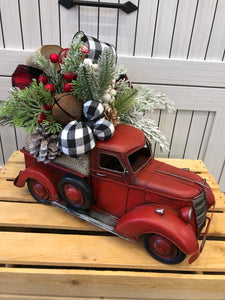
(156, 158, 208, 173)
(0, 268, 225, 300)
(0, 231, 224, 272)
(0, 180, 33, 202)
(0, 201, 224, 236)
(0, 201, 99, 231)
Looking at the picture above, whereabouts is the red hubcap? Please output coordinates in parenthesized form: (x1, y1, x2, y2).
(149, 235, 178, 259)
(64, 184, 84, 206)
(30, 179, 49, 200)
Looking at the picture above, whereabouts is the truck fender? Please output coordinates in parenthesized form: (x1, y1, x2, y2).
(14, 165, 58, 201)
(115, 205, 198, 255)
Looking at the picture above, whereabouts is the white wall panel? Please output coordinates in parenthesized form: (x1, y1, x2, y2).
(183, 111, 211, 159)
(116, 0, 138, 55)
(60, 5, 79, 47)
(205, 0, 225, 61)
(134, 0, 158, 56)
(168, 110, 193, 158)
(154, 110, 177, 158)
(152, 0, 178, 58)
(170, 0, 197, 59)
(188, 0, 218, 60)
(39, 0, 60, 45)
(0, 0, 23, 49)
(79, 0, 99, 37)
(19, 0, 41, 50)
(98, 0, 118, 46)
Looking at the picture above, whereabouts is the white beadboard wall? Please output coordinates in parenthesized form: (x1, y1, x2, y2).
(0, 0, 225, 191)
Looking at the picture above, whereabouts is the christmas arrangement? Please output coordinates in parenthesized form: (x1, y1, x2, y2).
(0, 32, 175, 164)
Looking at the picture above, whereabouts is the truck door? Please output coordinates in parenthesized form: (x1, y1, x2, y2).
(90, 152, 128, 217)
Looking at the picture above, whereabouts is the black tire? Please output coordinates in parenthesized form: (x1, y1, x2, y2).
(58, 174, 92, 211)
(143, 233, 186, 264)
(27, 178, 51, 205)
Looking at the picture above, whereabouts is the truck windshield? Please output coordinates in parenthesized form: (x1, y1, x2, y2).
(128, 142, 151, 172)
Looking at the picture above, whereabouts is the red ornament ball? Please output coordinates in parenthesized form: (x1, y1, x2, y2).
(44, 83, 55, 94)
(64, 72, 75, 81)
(38, 75, 48, 85)
(49, 53, 59, 63)
(63, 82, 73, 92)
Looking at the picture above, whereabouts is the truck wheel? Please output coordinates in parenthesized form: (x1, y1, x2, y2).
(143, 233, 186, 264)
(27, 178, 51, 205)
(58, 175, 92, 211)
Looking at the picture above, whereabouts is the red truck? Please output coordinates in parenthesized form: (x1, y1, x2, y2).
(14, 124, 215, 264)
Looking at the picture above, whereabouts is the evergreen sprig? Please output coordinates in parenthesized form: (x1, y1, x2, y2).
(72, 48, 115, 102)
(32, 52, 60, 87)
(60, 35, 85, 75)
(112, 88, 139, 115)
(97, 47, 115, 98)
(0, 81, 62, 134)
(72, 64, 99, 101)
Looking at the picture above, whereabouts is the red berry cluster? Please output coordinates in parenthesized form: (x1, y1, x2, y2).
(37, 53, 79, 95)
(37, 103, 52, 124)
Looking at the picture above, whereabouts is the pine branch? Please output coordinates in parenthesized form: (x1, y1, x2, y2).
(97, 48, 115, 98)
(72, 63, 99, 101)
(32, 52, 60, 86)
(0, 81, 62, 134)
(60, 35, 85, 74)
(113, 88, 139, 115)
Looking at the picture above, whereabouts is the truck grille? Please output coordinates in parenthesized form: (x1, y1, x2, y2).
(193, 192, 207, 233)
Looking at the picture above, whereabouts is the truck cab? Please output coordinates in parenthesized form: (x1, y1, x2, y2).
(14, 124, 215, 264)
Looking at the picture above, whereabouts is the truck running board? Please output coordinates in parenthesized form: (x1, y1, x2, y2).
(52, 201, 134, 242)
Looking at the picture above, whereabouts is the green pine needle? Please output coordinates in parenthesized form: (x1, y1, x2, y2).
(113, 88, 139, 116)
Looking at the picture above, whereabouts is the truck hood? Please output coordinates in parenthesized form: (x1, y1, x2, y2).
(133, 158, 204, 199)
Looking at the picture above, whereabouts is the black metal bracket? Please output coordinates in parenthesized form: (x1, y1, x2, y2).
(58, 0, 138, 14)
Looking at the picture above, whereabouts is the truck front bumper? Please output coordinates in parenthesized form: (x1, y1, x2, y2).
(189, 204, 215, 264)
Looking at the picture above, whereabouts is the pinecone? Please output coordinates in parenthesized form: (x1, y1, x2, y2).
(25, 128, 61, 163)
(104, 106, 120, 127)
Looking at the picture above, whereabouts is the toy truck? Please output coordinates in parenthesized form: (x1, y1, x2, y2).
(14, 124, 215, 264)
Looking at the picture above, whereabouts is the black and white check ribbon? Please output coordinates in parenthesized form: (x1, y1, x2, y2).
(73, 31, 117, 64)
(58, 100, 114, 158)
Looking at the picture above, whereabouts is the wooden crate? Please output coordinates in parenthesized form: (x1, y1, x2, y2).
(0, 151, 224, 300)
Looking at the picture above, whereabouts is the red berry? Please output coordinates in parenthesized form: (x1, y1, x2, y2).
(37, 112, 46, 124)
(64, 72, 75, 81)
(38, 75, 48, 84)
(80, 45, 89, 54)
(43, 103, 51, 111)
(49, 53, 59, 63)
(63, 82, 73, 92)
(44, 83, 55, 94)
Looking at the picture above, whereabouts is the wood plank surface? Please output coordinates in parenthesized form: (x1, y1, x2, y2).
(0, 268, 225, 300)
(0, 201, 224, 236)
(0, 231, 225, 272)
(0, 151, 224, 299)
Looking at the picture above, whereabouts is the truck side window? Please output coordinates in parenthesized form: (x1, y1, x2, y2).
(99, 153, 124, 173)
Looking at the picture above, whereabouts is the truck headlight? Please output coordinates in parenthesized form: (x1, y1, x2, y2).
(179, 207, 192, 223)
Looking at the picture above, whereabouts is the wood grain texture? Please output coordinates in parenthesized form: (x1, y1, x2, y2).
(0, 268, 224, 299)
